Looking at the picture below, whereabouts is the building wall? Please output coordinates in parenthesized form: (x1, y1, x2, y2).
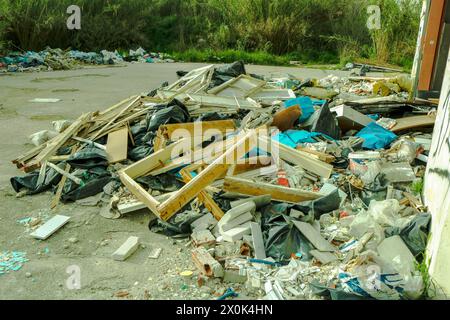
(424, 49, 450, 299)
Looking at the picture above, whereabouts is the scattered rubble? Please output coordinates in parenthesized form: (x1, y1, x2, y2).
(8, 61, 436, 300)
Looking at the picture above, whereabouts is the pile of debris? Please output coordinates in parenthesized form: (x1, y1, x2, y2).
(10, 61, 437, 299)
(0, 47, 174, 73)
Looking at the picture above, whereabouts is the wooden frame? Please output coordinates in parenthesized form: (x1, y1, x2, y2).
(119, 131, 257, 221)
(208, 74, 266, 98)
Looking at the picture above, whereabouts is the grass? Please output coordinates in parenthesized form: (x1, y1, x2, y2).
(411, 179, 424, 196)
(170, 49, 409, 71)
(170, 49, 343, 67)
(415, 249, 437, 300)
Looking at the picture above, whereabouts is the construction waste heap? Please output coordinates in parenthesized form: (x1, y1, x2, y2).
(0, 47, 174, 73)
(8, 61, 437, 300)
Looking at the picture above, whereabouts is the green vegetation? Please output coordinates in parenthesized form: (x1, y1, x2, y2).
(0, 0, 420, 68)
(411, 179, 424, 196)
(415, 249, 439, 299)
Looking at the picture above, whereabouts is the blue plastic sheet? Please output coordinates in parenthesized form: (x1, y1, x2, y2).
(356, 122, 397, 150)
(273, 130, 332, 148)
(284, 96, 326, 123)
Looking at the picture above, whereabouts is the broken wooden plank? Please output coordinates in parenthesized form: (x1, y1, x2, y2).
(22, 113, 93, 172)
(91, 96, 140, 140)
(122, 138, 190, 179)
(258, 135, 333, 178)
(23, 112, 93, 173)
(180, 169, 225, 221)
(223, 176, 321, 203)
(30, 215, 70, 240)
(106, 127, 129, 163)
(391, 114, 436, 132)
(296, 147, 335, 164)
(50, 145, 78, 209)
(46, 161, 83, 185)
(50, 163, 71, 210)
(118, 172, 161, 216)
(158, 120, 236, 140)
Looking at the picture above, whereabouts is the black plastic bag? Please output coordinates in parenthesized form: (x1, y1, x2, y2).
(309, 103, 341, 139)
(136, 173, 184, 193)
(195, 112, 230, 122)
(147, 99, 190, 132)
(261, 204, 314, 263)
(10, 163, 64, 194)
(385, 213, 431, 261)
(208, 61, 246, 89)
(294, 189, 341, 220)
(60, 167, 112, 202)
(148, 211, 202, 238)
(128, 145, 153, 161)
(67, 147, 109, 169)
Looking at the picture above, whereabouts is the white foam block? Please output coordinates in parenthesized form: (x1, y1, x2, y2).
(30, 215, 70, 240)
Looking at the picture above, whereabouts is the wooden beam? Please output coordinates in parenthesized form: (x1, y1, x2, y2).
(223, 176, 321, 203)
(23, 112, 93, 173)
(149, 131, 247, 176)
(122, 138, 190, 179)
(91, 96, 140, 140)
(118, 172, 160, 216)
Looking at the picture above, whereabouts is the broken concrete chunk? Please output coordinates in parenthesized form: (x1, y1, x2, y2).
(250, 222, 266, 260)
(223, 269, 247, 283)
(293, 221, 336, 252)
(220, 201, 256, 225)
(191, 213, 217, 232)
(191, 246, 224, 278)
(220, 223, 252, 242)
(112, 236, 140, 261)
(218, 212, 253, 233)
(30, 215, 70, 240)
(191, 229, 216, 248)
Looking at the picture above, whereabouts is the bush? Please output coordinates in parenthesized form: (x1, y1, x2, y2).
(0, 0, 420, 69)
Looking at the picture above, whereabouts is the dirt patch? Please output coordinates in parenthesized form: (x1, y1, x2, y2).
(52, 89, 80, 93)
(31, 74, 110, 83)
(29, 114, 66, 121)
